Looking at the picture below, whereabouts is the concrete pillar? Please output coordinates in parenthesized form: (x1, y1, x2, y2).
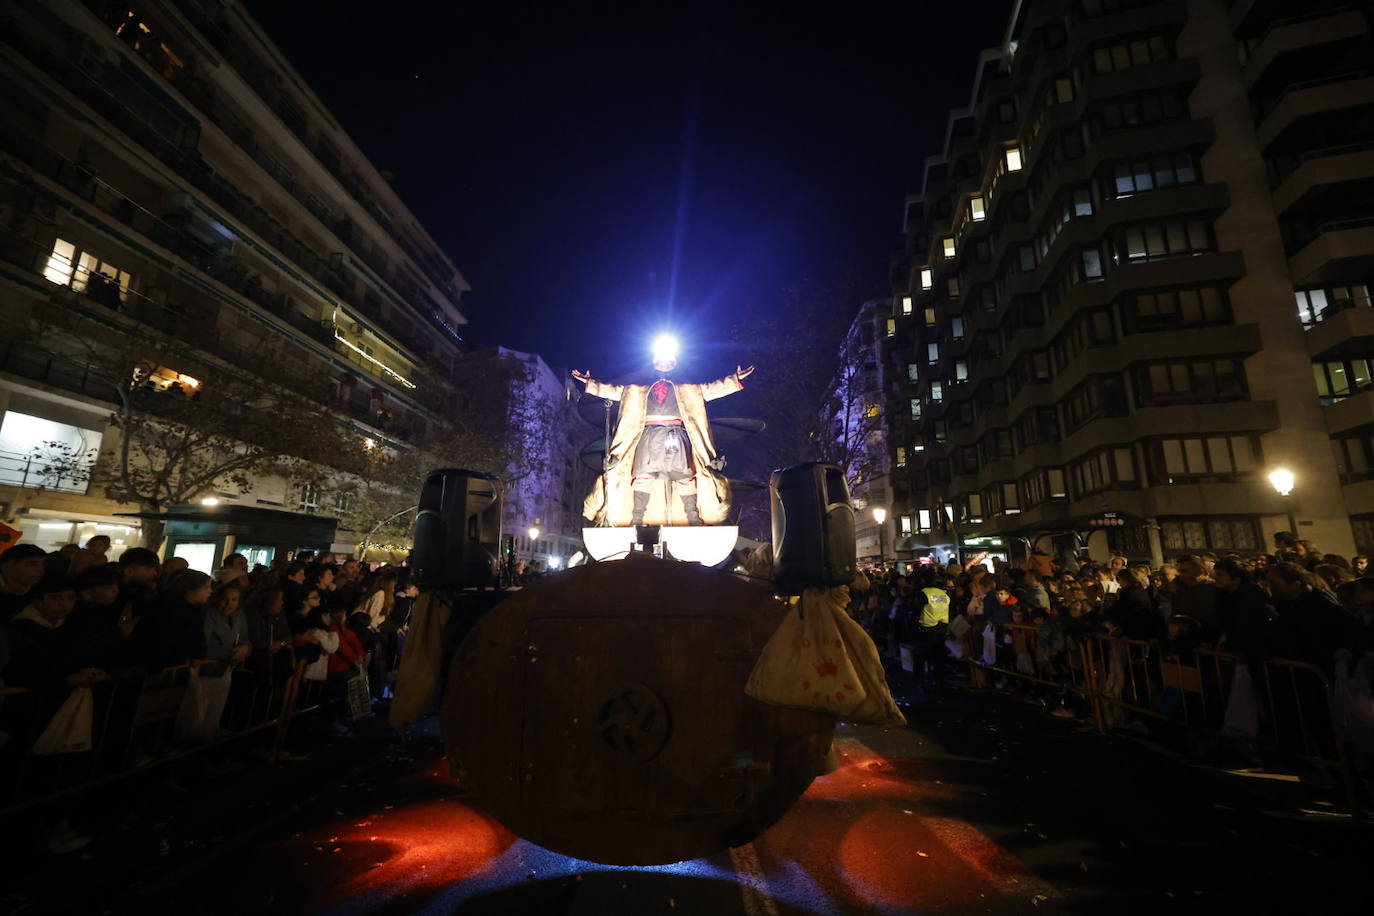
(1146, 517, 1165, 569)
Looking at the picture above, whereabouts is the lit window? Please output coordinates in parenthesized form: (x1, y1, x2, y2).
(920, 268, 933, 290)
(137, 363, 202, 395)
(864, 403, 881, 418)
(908, 363, 919, 381)
(44, 239, 76, 286)
(1005, 146, 1023, 171)
(886, 318, 896, 338)
(918, 509, 932, 532)
(942, 237, 956, 258)
(955, 361, 968, 381)
(901, 295, 913, 315)
(75, 252, 131, 301)
(43, 238, 131, 302)
(930, 382, 943, 401)
(951, 317, 964, 339)
(910, 398, 922, 419)
(900, 514, 913, 535)
(969, 196, 986, 221)
(896, 446, 907, 468)
(924, 307, 937, 327)
(927, 342, 940, 363)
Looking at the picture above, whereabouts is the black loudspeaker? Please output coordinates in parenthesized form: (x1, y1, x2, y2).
(413, 469, 503, 590)
(769, 462, 856, 594)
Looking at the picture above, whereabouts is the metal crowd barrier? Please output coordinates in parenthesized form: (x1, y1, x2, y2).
(964, 621, 1369, 817)
(0, 657, 326, 817)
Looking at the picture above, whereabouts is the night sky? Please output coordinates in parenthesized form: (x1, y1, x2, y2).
(246, 0, 1015, 377)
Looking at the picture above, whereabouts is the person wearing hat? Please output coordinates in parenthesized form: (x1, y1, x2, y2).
(1, 544, 48, 624)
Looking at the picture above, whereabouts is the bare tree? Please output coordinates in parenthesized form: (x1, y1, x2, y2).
(722, 274, 885, 539)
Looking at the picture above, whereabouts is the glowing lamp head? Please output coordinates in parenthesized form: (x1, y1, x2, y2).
(871, 507, 887, 525)
(200, 496, 220, 506)
(528, 526, 541, 542)
(1268, 468, 1295, 497)
(651, 334, 680, 373)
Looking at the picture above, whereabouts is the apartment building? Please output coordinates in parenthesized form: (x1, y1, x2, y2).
(451, 346, 594, 571)
(824, 300, 896, 564)
(0, 0, 469, 562)
(887, 0, 1372, 566)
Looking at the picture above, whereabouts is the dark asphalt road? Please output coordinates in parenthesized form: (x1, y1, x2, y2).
(6, 676, 1372, 915)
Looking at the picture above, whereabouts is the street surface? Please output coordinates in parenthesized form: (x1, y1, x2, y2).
(6, 671, 1372, 914)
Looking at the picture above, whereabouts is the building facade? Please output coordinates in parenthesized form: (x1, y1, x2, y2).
(0, 0, 469, 564)
(887, 0, 1372, 567)
(453, 346, 593, 572)
(824, 300, 896, 564)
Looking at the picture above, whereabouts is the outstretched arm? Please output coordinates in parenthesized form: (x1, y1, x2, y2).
(572, 369, 623, 400)
(702, 365, 755, 401)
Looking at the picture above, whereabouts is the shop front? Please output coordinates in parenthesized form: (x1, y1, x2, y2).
(121, 504, 339, 573)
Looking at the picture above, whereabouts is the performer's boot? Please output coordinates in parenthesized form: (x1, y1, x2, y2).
(681, 494, 703, 526)
(631, 490, 650, 526)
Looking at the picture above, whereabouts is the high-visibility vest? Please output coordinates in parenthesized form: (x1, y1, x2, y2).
(920, 587, 950, 628)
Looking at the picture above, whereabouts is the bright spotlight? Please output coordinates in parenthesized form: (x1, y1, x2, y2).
(651, 333, 680, 366)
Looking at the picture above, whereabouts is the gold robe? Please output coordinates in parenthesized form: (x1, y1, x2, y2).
(583, 373, 744, 526)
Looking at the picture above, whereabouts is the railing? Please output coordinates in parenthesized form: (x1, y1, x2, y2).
(0, 656, 326, 816)
(0, 446, 93, 493)
(960, 620, 1371, 816)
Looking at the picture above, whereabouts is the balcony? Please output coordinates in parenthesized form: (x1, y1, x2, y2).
(1324, 386, 1374, 435)
(1272, 142, 1374, 213)
(1255, 73, 1374, 152)
(1305, 301, 1374, 358)
(1245, 8, 1370, 89)
(1287, 220, 1374, 285)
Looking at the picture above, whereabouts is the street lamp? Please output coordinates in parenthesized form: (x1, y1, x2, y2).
(1268, 468, 1298, 539)
(871, 507, 887, 565)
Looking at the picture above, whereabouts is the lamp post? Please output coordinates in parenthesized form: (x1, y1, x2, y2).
(524, 521, 541, 565)
(1268, 468, 1298, 541)
(872, 507, 887, 566)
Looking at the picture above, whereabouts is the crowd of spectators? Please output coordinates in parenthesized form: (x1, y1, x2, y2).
(0, 538, 417, 850)
(851, 533, 1374, 718)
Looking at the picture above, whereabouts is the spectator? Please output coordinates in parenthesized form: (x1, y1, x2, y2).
(1169, 556, 1220, 643)
(245, 586, 293, 684)
(1295, 540, 1323, 571)
(158, 555, 189, 589)
(3, 577, 103, 690)
(354, 570, 397, 633)
(84, 535, 112, 565)
(333, 558, 364, 610)
(1107, 568, 1163, 641)
(213, 552, 248, 587)
(1267, 562, 1358, 678)
(1213, 559, 1274, 662)
(202, 583, 251, 674)
(152, 570, 212, 668)
(1, 544, 48, 622)
(1353, 555, 1370, 576)
(67, 564, 135, 669)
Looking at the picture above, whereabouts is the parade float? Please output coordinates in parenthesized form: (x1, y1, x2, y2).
(392, 335, 902, 865)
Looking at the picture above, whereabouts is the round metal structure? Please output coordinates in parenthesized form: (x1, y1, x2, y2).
(442, 554, 835, 865)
